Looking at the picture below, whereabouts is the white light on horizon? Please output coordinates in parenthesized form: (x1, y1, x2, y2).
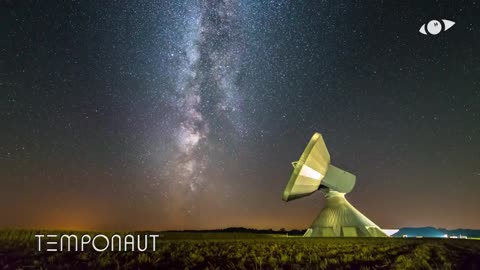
(382, 229, 399, 236)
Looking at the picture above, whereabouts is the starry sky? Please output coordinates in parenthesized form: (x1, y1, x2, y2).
(2, 1, 479, 231)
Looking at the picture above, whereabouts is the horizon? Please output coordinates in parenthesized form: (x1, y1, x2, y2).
(3, 225, 480, 233)
(0, 226, 480, 232)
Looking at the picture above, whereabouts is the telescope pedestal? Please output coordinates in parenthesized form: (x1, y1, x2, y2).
(303, 191, 387, 237)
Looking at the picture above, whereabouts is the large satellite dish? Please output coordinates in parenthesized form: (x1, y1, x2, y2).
(283, 132, 387, 237)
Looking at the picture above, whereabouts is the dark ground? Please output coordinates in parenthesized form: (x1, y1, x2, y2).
(1, 230, 480, 269)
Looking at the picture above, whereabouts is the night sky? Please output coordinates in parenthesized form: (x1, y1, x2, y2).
(2, 1, 479, 231)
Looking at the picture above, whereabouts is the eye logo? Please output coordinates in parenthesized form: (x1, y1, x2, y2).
(419, 19, 455, 35)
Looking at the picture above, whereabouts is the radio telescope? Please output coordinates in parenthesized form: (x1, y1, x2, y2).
(283, 132, 387, 237)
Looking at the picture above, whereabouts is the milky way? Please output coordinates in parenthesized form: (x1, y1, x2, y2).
(2, 1, 480, 230)
(164, 0, 245, 215)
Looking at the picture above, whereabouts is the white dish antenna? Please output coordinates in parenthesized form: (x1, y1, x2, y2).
(283, 132, 387, 237)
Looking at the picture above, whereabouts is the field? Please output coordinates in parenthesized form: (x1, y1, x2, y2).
(1, 230, 480, 269)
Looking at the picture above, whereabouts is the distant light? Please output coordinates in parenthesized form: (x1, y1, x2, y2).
(443, 234, 448, 238)
(382, 229, 399, 236)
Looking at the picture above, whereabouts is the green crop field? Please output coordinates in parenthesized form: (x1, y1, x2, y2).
(1, 230, 480, 269)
